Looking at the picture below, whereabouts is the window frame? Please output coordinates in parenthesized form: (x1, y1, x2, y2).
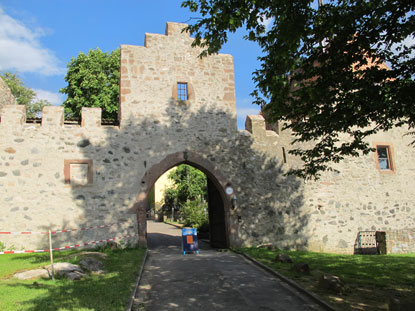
(177, 82, 188, 101)
(64, 159, 94, 185)
(373, 143, 396, 174)
(172, 80, 194, 103)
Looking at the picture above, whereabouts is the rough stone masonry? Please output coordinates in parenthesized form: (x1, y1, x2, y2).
(0, 22, 414, 254)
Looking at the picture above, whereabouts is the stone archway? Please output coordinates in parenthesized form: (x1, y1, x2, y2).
(134, 151, 236, 248)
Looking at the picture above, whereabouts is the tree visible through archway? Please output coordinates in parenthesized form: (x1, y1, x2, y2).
(149, 164, 227, 248)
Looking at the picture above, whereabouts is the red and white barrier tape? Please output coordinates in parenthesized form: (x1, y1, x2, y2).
(0, 231, 45, 235)
(0, 223, 122, 235)
(0, 234, 138, 255)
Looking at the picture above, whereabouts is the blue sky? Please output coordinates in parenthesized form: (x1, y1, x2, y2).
(0, 0, 267, 129)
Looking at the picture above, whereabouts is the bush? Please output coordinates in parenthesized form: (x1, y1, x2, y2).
(181, 200, 209, 230)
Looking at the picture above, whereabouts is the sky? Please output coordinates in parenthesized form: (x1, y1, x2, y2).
(0, 0, 268, 129)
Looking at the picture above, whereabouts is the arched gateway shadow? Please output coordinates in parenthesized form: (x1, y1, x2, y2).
(135, 151, 233, 248)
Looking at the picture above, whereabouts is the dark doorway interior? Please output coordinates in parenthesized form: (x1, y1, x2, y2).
(207, 177, 227, 248)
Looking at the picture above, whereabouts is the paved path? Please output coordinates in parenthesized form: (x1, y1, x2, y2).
(133, 221, 325, 311)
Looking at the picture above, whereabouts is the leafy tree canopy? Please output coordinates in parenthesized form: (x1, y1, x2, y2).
(164, 164, 207, 208)
(60, 48, 120, 120)
(1, 71, 51, 118)
(182, 0, 415, 179)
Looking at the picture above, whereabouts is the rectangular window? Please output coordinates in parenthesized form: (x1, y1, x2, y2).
(177, 82, 188, 101)
(64, 159, 93, 185)
(376, 145, 393, 171)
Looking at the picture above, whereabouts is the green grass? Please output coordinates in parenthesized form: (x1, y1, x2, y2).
(0, 247, 146, 311)
(236, 247, 415, 311)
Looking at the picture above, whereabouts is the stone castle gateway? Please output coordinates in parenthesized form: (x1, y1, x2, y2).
(1, 22, 414, 254)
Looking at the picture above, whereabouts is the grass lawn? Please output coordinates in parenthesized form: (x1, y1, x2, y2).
(236, 247, 415, 311)
(0, 247, 146, 311)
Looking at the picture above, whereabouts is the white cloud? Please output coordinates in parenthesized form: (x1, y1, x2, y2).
(237, 106, 260, 127)
(401, 35, 415, 58)
(237, 107, 260, 116)
(0, 8, 64, 75)
(261, 16, 273, 31)
(33, 89, 64, 106)
(257, 13, 273, 31)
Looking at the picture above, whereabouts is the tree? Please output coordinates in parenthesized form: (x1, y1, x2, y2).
(0, 71, 51, 118)
(60, 48, 120, 120)
(166, 164, 207, 207)
(163, 165, 208, 228)
(182, 0, 415, 179)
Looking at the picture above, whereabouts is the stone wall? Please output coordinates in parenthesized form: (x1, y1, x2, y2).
(261, 118, 415, 253)
(153, 168, 174, 208)
(0, 77, 17, 112)
(386, 229, 415, 254)
(0, 22, 413, 254)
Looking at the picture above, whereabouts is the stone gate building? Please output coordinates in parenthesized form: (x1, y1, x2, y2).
(1, 22, 414, 254)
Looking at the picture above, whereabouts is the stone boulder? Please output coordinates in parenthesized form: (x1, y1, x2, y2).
(13, 261, 98, 281)
(79, 257, 105, 274)
(46, 262, 83, 275)
(388, 297, 415, 311)
(66, 271, 86, 281)
(293, 262, 310, 274)
(318, 273, 345, 294)
(257, 244, 276, 250)
(14, 269, 50, 280)
(45, 262, 86, 280)
(274, 253, 293, 263)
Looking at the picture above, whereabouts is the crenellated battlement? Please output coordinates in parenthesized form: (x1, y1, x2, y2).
(144, 22, 191, 49)
(0, 105, 25, 127)
(0, 105, 105, 129)
(245, 114, 278, 142)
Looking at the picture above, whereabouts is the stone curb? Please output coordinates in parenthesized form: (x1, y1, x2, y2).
(163, 221, 184, 229)
(125, 248, 148, 311)
(233, 250, 336, 311)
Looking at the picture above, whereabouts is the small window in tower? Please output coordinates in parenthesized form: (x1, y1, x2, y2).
(376, 146, 392, 171)
(177, 82, 188, 101)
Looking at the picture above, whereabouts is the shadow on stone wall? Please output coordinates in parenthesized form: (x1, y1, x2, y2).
(72, 99, 307, 249)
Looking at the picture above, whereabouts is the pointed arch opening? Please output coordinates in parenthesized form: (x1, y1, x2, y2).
(134, 151, 235, 249)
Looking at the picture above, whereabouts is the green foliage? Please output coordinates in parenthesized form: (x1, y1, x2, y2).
(60, 48, 120, 120)
(162, 165, 208, 226)
(181, 200, 209, 230)
(0, 71, 51, 118)
(163, 187, 179, 211)
(0, 241, 5, 252)
(167, 164, 207, 205)
(182, 0, 415, 179)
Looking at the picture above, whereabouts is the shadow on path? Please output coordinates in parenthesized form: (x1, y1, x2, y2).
(146, 221, 211, 252)
(134, 221, 324, 311)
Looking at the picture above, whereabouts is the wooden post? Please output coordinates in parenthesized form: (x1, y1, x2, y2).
(48, 230, 55, 280)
